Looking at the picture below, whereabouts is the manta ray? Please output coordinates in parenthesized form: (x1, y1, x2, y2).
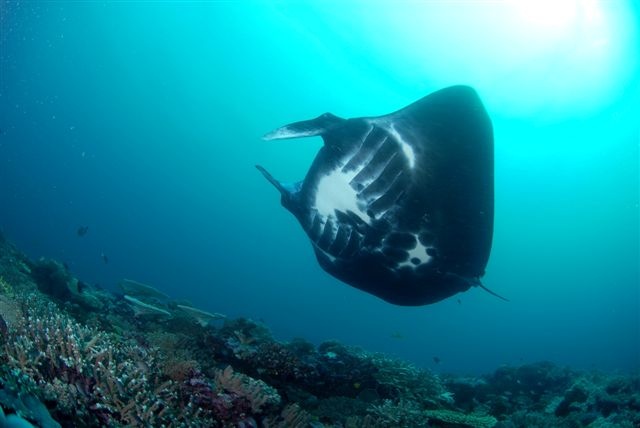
(257, 85, 501, 306)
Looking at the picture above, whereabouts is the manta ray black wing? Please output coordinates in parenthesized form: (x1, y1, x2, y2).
(257, 85, 494, 306)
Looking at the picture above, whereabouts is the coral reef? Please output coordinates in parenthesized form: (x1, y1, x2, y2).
(0, 236, 638, 427)
(444, 362, 640, 428)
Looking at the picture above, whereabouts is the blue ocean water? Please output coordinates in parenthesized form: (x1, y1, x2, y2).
(0, 1, 638, 375)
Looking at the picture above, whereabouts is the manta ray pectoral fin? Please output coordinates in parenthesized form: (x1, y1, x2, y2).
(263, 113, 345, 141)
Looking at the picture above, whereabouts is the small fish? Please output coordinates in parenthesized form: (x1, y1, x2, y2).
(457, 299, 462, 305)
(433, 356, 441, 364)
(77, 226, 89, 237)
(390, 331, 405, 340)
(101, 253, 109, 264)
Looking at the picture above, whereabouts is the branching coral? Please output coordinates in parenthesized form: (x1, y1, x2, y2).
(1, 291, 310, 427)
(344, 415, 386, 428)
(367, 400, 497, 428)
(366, 351, 450, 406)
(368, 399, 427, 427)
(181, 365, 283, 425)
(0, 293, 196, 426)
(263, 404, 313, 428)
(0, 296, 20, 331)
(0, 275, 12, 295)
(214, 365, 281, 413)
(424, 409, 497, 428)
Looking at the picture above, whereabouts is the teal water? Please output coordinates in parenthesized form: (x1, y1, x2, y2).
(0, 1, 638, 374)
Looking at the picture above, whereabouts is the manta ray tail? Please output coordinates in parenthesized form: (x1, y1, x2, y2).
(475, 279, 510, 302)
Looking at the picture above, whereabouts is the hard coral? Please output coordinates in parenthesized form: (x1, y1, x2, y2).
(0, 275, 12, 295)
(179, 366, 281, 426)
(424, 409, 497, 428)
(0, 293, 198, 426)
(214, 366, 281, 413)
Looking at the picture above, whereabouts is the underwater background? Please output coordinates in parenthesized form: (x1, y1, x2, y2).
(0, 0, 638, 378)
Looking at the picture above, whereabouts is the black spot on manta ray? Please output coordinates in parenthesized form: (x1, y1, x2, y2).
(418, 231, 435, 246)
(382, 246, 409, 263)
(257, 85, 498, 306)
(385, 233, 417, 250)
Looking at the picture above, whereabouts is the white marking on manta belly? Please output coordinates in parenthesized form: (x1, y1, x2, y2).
(314, 168, 370, 225)
(388, 125, 415, 169)
(370, 119, 416, 169)
(316, 245, 337, 263)
(397, 234, 433, 269)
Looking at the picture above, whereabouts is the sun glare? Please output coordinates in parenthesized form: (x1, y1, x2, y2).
(360, 0, 636, 118)
(280, 0, 637, 119)
(510, 0, 582, 31)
